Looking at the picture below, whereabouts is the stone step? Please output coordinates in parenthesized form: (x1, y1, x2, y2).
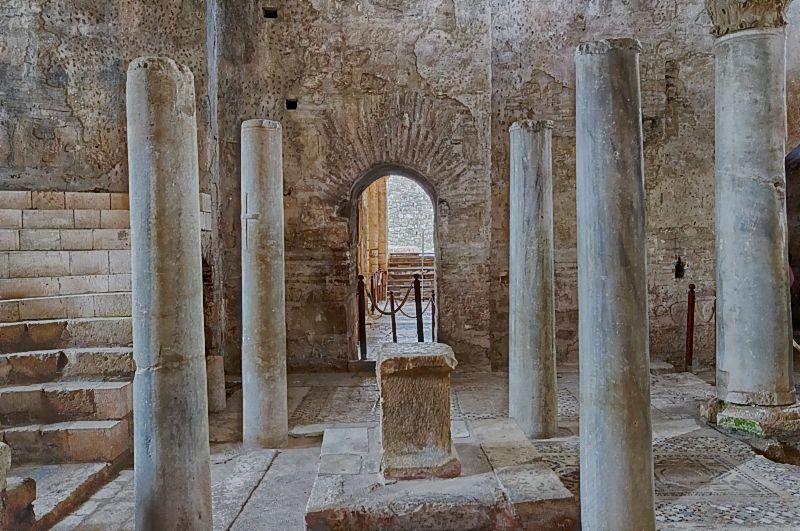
(0, 250, 130, 280)
(0, 380, 132, 425)
(0, 292, 131, 322)
(0, 273, 131, 299)
(0, 317, 132, 354)
(0, 228, 130, 252)
(0, 348, 135, 385)
(0, 191, 129, 211)
(0, 208, 130, 230)
(0, 419, 130, 464)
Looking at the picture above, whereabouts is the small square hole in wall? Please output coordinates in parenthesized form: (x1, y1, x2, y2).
(285, 99, 298, 110)
(263, 7, 278, 19)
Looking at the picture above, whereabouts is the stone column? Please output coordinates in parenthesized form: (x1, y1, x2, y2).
(241, 119, 289, 448)
(575, 39, 655, 531)
(708, 0, 796, 407)
(126, 57, 212, 530)
(508, 120, 557, 439)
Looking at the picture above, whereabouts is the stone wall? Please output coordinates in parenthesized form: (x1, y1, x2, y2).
(213, 0, 493, 372)
(387, 176, 435, 253)
(7, 0, 800, 372)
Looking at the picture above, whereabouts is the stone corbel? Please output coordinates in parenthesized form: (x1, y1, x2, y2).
(706, 0, 793, 36)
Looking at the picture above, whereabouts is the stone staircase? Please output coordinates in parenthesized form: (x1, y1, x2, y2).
(387, 252, 435, 296)
(0, 190, 211, 465)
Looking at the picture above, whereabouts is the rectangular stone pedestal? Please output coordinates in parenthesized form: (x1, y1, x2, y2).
(377, 343, 460, 480)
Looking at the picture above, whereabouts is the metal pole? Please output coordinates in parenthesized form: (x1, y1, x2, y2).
(414, 273, 424, 342)
(389, 291, 397, 343)
(431, 290, 436, 342)
(369, 274, 376, 315)
(357, 275, 367, 360)
(685, 283, 696, 372)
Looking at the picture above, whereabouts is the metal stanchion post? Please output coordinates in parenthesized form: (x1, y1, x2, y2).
(414, 274, 424, 342)
(357, 275, 367, 360)
(685, 283, 696, 372)
(389, 291, 397, 343)
(431, 291, 436, 342)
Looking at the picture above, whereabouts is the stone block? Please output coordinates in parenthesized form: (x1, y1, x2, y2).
(108, 274, 131, 291)
(65, 192, 111, 210)
(64, 294, 97, 318)
(0, 254, 7, 279)
(0, 477, 36, 530)
(8, 251, 70, 278)
(58, 275, 109, 295)
(92, 229, 130, 249)
(100, 209, 129, 229)
(378, 343, 460, 480)
(321, 428, 370, 455)
(716, 402, 800, 438)
(0, 442, 11, 491)
(0, 191, 31, 209)
(32, 191, 65, 209)
(494, 464, 579, 530)
(74, 209, 101, 229)
(92, 293, 130, 317)
(59, 229, 93, 250)
(0, 277, 59, 299)
(0, 230, 19, 251)
(200, 193, 212, 212)
(69, 250, 109, 275)
(19, 229, 60, 250)
(0, 210, 22, 229)
(108, 250, 130, 274)
(109, 193, 129, 210)
(0, 301, 20, 322)
(22, 209, 74, 228)
(18, 297, 68, 320)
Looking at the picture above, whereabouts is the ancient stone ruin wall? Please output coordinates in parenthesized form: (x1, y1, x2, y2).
(387, 176, 435, 253)
(6, 0, 800, 372)
(214, 0, 493, 371)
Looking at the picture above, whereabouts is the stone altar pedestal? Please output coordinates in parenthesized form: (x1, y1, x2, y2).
(377, 343, 460, 480)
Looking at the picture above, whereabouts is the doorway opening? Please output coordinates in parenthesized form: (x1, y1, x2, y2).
(354, 173, 437, 359)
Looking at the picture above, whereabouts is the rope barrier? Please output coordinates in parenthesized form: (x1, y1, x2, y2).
(366, 283, 413, 317)
(398, 297, 433, 319)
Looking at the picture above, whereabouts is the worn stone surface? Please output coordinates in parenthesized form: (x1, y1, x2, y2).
(716, 402, 800, 438)
(241, 119, 289, 449)
(126, 56, 212, 530)
(710, 13, 796, 406)
(575, 38, 655, 531)
(508, 120, 557, 439)
(0, 442, 9, 491)
(5, 1, 800, 374)
(378, 343, 460, 479)
(0, 476, 35, 531)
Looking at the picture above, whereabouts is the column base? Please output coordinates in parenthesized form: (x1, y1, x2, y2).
(381, 446, 461, 480)
(703, 398, 800, 438)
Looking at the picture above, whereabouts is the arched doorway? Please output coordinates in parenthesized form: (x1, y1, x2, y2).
(349, 165, 439, 360)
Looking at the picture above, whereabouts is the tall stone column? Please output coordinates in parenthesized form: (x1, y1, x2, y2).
(126, 57, 212, 530)
(575, 39, 655, 531)
(508, 120, 557, 439)
(241, 119, 289, 448)
(708, 0, 796, 408)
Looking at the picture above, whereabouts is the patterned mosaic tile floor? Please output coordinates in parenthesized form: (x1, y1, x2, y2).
(60, 369, 800, 530)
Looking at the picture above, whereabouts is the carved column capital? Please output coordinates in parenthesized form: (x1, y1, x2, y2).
(706, 0, 793, 37)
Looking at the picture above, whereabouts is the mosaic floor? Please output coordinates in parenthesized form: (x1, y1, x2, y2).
(56, 369, 800, 530)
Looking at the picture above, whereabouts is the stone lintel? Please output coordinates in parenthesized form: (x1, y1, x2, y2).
(711, 400, 800, 438)
(706, 0, 793, 37)
(377, 343, 457, 376)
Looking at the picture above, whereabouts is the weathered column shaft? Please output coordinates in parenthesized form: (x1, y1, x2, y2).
(709, 0, 796, 406)
(508, 120, 557, 439)
(126, 57, 212, 530)
(575, 39, 655, 531)
(241, 119, 288, 448)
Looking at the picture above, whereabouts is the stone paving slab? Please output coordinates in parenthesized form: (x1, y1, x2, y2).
(305, 426, 578, 530)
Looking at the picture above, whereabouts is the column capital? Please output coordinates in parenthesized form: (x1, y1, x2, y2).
(706, 0, 793, 37)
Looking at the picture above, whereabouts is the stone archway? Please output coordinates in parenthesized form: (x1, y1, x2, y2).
(348, 164, 441, 360)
